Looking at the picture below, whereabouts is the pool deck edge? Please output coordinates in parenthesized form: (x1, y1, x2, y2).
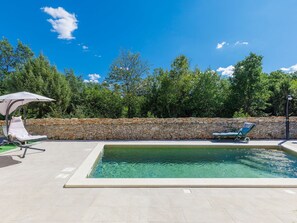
(65, 140, 297, 188)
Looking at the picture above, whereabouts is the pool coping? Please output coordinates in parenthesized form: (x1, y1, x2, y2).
(64, 140, 297, 188)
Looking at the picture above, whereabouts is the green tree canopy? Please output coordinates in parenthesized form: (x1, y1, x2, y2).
(229, 53, 269, 116)
(190, 69, 229, 117)
(106, 50, 149, 118)
(5, 54, 71, 118)
(141, 55, 193, 118)
(0, 37, 14, 78)
(266, 71, 291, 115)
(65, 69, 86, 117)
(0, 38, 33, 77)
(83, 83, 123, 118)
(1, 37, 295, 119)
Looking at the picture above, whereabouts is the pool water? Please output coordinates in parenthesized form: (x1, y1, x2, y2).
(89, 146, 297, 178)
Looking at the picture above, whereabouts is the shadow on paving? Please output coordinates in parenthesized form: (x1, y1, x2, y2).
(210, 139, 249, 144)
(0, 155, 21, 168)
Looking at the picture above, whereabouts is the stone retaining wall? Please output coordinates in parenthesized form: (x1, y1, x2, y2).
(1, 117, 296, 140)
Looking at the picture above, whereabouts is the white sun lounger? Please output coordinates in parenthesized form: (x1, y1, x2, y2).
(6, 116, 47, 158)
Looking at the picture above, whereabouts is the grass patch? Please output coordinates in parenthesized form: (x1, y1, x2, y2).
(0, 144, 17, 153)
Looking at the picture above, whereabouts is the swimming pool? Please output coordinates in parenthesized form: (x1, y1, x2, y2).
(89, 146, 297, 178)
(65, 141, 297, 188)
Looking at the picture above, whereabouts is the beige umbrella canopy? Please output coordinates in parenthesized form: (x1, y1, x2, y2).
(0, 91, 54, 133)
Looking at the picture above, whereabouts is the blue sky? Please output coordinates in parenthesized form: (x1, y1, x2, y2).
(1, 0, 297, 82)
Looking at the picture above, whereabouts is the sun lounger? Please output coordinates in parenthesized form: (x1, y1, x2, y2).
(7, 116, 47, 158)
(213, 122, 256, 142)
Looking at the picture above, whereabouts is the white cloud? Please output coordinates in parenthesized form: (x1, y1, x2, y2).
(235, 41, 249, 46)
(280, 64, 297, 73)
(84, 74, 101, 83)
(78, 43, 89, 51)
(216, 41, 227, 49)
(216, 65, 235, 77)
(94, 54, 102, 58)
(217, 40, 249, 49)
(42, 7, 78, 40)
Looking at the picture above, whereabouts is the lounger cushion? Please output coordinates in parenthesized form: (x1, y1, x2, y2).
(8, 116, 29, 137)
(213, 132, 239, 136)
(8, 116, 48, 142)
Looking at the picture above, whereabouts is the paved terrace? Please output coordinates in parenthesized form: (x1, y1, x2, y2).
(1, 141, 297, 223)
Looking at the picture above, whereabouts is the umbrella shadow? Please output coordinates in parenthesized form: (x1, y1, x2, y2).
(0, 155, 22, 168)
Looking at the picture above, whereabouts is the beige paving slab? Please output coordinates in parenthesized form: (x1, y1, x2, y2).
(1, 140, 297, 223)
(225, 208, 283, 223)
(182, 207, 234, 223)
(274, 212, 297, 223)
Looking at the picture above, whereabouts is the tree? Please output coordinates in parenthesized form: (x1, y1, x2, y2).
(169, 55, 194, 117)
(229, 53, 269, 116)
(14, 40, 34, 70)
(106, 50, 149, 118)
(0, 37, 14, 78)
(83, 83, 123, 118)
(0, 38, 33, 78)
(5, 54, 71, 118)
(156, 55, 193, 117)
(65, 69, 86, 117)
(266, 71, 291, 116)
(143, 68, 172, 117)
(141, 56, 195, 118)
(0, 38, 34, 94)
(190, 69, 229, 117)
(170, 55, 190, 78)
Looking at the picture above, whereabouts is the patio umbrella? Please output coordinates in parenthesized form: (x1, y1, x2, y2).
(0, 91, 54, 134)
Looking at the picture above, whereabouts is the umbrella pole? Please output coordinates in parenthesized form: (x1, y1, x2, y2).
(5, 112, 8, 136)
(23, 106, 27, 126)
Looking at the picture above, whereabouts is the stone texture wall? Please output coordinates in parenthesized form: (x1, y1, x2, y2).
(1, 117, 296, 140)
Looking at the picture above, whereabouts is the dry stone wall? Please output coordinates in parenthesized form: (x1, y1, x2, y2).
(1, 117, 295, 140)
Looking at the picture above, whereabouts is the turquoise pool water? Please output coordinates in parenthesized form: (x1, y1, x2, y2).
(89, 146, 297, 178)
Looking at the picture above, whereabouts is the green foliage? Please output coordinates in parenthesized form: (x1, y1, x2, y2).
(14, 40, 34, 70)
(83, 83, 122, 118)
(190, 69, 229, 117)
(0, 36, 295, 119)
(5, 54, 71, 118)
(229, 53, 270, 117)
(142, 57, 230, 118)
(0, 38, 33, 77)
(141, 56, 194, 118)
(0, 37, 14, 78)
(107, 49, 149, 118)
(146, 111, 156, 118)
(170, 55, 190, 78)
(233, 109, 250, 118)
(266, 70, 291, 115)
(65, 69, 86, 117)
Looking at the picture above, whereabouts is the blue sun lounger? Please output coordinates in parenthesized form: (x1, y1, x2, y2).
(213, 122, 256, 142)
